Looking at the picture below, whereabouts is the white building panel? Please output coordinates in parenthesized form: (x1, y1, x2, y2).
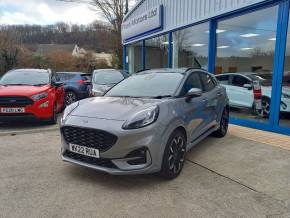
(123, 0, 270, 43)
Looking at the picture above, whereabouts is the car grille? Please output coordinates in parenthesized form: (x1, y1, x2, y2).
(64, 151, 117, 169)
(0, 96, 34, 106)
(61, 126, 118, 152)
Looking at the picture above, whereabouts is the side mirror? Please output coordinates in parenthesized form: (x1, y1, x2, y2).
(186, 88, 202, 102)
(53, 81, 63, 88)
(243, 84, 252, 90)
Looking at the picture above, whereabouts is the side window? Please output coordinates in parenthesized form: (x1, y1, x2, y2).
(231, 75, 250, 87)
(200, 72, 216, 92)
(181, 73, 203, 96)
(216, 75, 229, 85)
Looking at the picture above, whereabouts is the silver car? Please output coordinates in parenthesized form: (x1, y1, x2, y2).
(92, 69, 129, 96)
(60, 68, 229, 179)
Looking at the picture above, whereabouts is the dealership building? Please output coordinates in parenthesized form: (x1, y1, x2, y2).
(121, 0, 290, 135)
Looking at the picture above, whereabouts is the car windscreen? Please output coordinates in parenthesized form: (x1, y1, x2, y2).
(105, 73, 184, 98)
(93, 70, 124, 85)
(0, 70, 50, 86)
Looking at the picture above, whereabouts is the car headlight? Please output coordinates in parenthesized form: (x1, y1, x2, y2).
(32, 92, 48, 101)
(282, 93, 290, 99)
(62, 101, 79, 121)
(122, 106, 159, 130)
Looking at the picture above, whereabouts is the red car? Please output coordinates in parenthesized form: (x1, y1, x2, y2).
(0, 69, 64, 124)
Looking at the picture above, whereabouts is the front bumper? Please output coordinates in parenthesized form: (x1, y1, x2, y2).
(0, 98, 53, 122)
(60, 115, 167, 175)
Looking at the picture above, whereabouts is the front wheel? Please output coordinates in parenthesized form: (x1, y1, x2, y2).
(212, 107, 229, 138)
(160, 130, 186, 180)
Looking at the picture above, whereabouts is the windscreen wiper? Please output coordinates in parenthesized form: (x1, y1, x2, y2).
(152, 95, 173, 99)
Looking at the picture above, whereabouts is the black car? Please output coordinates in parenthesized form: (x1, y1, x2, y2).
(57, 72, 92, 106)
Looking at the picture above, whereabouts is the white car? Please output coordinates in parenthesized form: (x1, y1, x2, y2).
(215, 73, 290, 117)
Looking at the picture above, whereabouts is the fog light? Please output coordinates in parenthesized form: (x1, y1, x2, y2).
(39, 101, 49, 108)
(126, 147, 148, 165)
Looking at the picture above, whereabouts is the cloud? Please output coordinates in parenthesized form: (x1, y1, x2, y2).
(0, 0, 100, 25)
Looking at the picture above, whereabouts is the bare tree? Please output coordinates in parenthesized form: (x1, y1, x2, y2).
(57, 0, 134, 68)
(0, 29, 21, 74)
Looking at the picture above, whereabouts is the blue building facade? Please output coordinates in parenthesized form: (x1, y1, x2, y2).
(121, 0, 290, 135)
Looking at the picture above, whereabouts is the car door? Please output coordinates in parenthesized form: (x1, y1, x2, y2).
(52, 73, 64, 111)
(199, 72, 220, 129)
(229, 75, 253, 108)
(179, 72, 207, 141)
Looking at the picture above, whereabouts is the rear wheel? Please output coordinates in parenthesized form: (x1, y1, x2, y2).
(65, 91, 77, 106)
(48, 103, 57, 125)
(160, 130, 186, 179)
(212, 107, 229, 138)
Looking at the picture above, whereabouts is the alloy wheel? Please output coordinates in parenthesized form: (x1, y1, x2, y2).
(168, 136, 186, 175)
(65, 92, 77, 106)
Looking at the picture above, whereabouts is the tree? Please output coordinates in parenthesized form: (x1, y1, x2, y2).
(57, 0, 134, 68)
(0, 30, 21, 74)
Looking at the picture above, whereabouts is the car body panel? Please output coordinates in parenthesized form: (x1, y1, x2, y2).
(61, 68, 229, 175)
(0, 69, 64, 121)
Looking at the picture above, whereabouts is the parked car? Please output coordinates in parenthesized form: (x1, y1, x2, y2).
(215, 73, 290, 117)
(0, 69, 64, 124)
(60, 68, 229, 179)
(92, 69, 129, 96)
(57, 72, 92, 106)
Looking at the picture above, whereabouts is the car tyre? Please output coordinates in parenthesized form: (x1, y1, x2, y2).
(160, 130, 186, 180)
(65, 91, 77, 106)
(212, 107, 229, 138)
(48, 103, 57, 125)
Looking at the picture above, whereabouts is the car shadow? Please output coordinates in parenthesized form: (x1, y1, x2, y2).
(65, 165, 167, 190)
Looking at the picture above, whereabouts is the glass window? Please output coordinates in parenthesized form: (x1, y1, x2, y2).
(279, 12, 290, 128)
(216, 75, 230, 85)
(231, 75, 251, 87)
(200, 73, 216, 92)
(173, 22, 209, 69)
(93, 70, 124, 85)
(181, 73, 203, 96)
(127, 41, 142, 74)
(0, 70, 50, 85)
(216, 6, 278, 122)
(105, 73, 183, 98)
(145, 35, 168, 69)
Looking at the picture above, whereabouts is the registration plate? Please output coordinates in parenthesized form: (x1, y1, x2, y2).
(0, 107, 25, 113)
(69, 144, 100, 158)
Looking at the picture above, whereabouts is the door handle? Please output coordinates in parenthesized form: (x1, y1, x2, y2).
(202, 98, 208, 102)
(217, 92, 222, 96)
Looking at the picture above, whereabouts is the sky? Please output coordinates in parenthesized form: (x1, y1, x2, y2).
(0, 0, 108, 25)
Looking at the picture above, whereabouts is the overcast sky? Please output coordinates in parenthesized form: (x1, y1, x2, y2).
(0, 0, 108, 25)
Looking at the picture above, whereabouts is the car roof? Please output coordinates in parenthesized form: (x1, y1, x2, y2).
(137, 68, 206, 75)
(57, 72, 89, 75)
(10, 69, 50, 73)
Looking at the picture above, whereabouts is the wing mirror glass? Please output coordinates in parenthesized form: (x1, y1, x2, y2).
(243, 84, 252, 90)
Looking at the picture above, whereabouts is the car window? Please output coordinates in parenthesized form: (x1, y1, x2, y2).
(199, 72, 216, 92)
(180, 73, 203, 96)
(0, 70, 50, 85)
(57, 73, 75, 81)
(93, 70, 124, 85)
(231, 75, 251, 87)
(216, 75, 230, 85)
(81, 74, 92, 81)
(105, 73, 184, 98)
